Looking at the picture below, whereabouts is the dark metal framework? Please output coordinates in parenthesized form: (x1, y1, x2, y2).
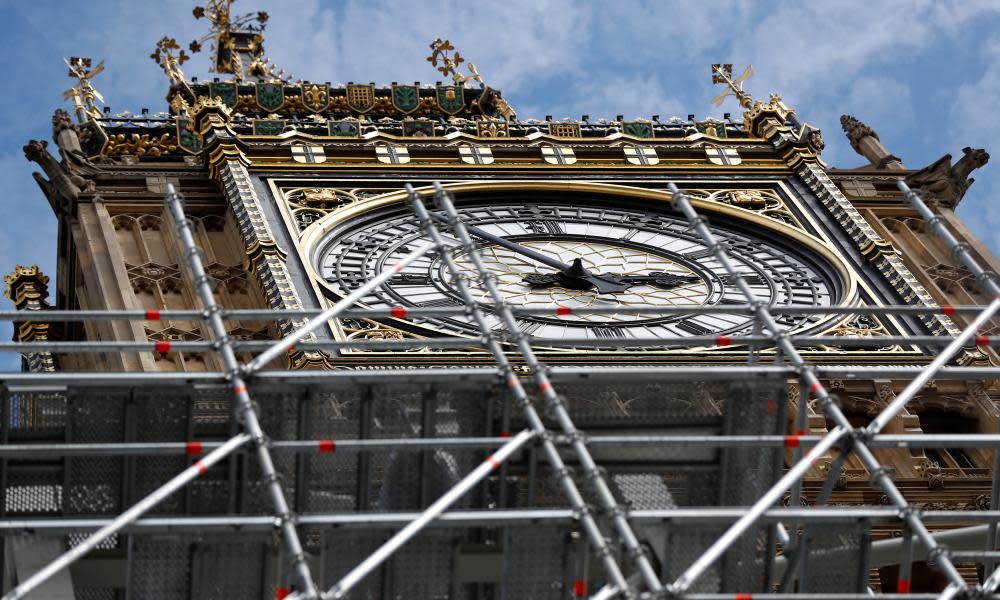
(0, 181, 999, 599)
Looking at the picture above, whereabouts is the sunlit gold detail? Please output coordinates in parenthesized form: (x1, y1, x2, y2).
(104, 132, 180, 157)
(63, 57, 105, 120)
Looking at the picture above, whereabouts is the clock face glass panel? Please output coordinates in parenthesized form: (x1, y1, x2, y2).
(313, 195, 841, 347)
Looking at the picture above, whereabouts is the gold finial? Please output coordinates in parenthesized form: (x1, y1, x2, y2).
(62, 57, 105, 121)
(183, 0, 290, 82)
(427, 39, 483, 87)
(151, 37, 191, 88)
(711, 63, 754, 109)
(427, 38, 517, 120)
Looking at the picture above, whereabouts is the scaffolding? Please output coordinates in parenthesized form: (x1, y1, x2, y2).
(0, 181, 999, 598)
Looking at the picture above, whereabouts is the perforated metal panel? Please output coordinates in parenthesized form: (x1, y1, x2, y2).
(132, 390, 189, 515)
(503, 525, 568, 600)
(388, 530, 457, 599)
(67, 391, 126, 518)
(800, 521, 871, 593)
(127, 536, 191, 600)
(190, 536, 268, 599)
(322, 529, 386, 599)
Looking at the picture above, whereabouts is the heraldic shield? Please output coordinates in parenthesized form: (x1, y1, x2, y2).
(329, 119, 360, 137)
(256, 83, 285, 112)
(292, 145, 326, 164)
(208, 82, 237, 108)
(347, 84, 376, 113)
(391, 84, 420, 115)
(175, 116, 203, 154)
(623, 146, 659, 165)
(301, 83, 330, 113)
(436, 84, 465, 115)
(705, 147, 741, 165)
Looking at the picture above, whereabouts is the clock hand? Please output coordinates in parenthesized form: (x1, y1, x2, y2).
(429, 212, 629, 293)
(524, 271, 703, 291)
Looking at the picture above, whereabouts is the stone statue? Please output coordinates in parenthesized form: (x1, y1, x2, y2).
(904, 147, 990, 209)
(840, 114, 904, 170)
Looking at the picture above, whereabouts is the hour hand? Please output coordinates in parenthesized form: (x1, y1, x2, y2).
(523, 270, 701, 291)
(618, 272, 703, 289)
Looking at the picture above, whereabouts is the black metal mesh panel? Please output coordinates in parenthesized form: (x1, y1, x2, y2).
(321, 529, 386, 599)
(5, 470, 61, 514)
(368, 387, 423, 511)
(190, 387, 232, 437)
(127, 535, 192, 600)
(75, 589, 121, 600)
(719, 380, 785, 593)
(302, 388, 363, 512)
(663, 524, 725, 593)
(189, 535, 268, 599)
(503, 525, 568, 599)
(4, 390, 66, 515)
(6, 390, 67, 436)
(388, 530, 458, 599)
(245, 390, 299, 513)
(800, 521, 871, 593)
(67, 391, 126, 518)
(556, 381, 724, 426)
(132, 389, 189, 515)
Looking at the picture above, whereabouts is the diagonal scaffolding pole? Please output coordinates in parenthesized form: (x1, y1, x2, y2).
(898, 180, 1000, 595)
(320, 429, 535, 599)
(163, 184, 320, 598)
(664, 182, 984, 595)
(2, 433, 251, 599)
(422, 183, 664, 597)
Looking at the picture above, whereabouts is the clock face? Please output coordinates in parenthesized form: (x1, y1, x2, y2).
(313, 195, 841, 348)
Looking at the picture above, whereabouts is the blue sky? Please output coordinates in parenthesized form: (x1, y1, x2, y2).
(2, 0, 999, 370)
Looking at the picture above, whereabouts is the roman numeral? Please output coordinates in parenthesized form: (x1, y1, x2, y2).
(416, 298, 460, 308)
(676, 319, 712, 335)
(590, 326, 626, 338)
(683, 248, 716, 260)
(390, 273, 431, 286)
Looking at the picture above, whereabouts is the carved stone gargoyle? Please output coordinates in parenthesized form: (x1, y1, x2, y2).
(23, 109, 101, 216)
(904, 147, 990, 209)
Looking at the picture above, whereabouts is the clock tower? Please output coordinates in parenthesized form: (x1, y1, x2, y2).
(6, 2, 999, 598)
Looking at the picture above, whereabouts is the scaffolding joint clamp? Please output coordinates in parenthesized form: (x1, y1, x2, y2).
(898, 503, 922, 520)
(928, 544, 951, 563)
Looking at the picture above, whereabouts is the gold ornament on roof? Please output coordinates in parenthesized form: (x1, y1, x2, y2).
(184, 0, 291, 83)
(427, 39, 484, 86)
(427, 38, 517, 120)
(711, 63, 754, 108)
(63, 56, 105, 121)
(151, 37, 191, 89)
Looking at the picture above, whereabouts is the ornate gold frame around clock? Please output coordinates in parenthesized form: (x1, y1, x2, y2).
(256, 178, 931, 363)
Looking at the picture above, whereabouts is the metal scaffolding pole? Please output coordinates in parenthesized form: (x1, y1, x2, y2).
(664, 182, 980, 596)
(899, 179, 1000, 594)
(320, 429, 535, 599)
(1, 303, 989, 323)
(163, 184, 320, 598)
(406, 184, 642, 596)
(3, 432, 1000, 459)
(423, 183, 664, 597)
(2, 434, 251, 599)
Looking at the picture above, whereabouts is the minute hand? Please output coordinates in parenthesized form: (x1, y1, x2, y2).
(429, 213, 629, 293)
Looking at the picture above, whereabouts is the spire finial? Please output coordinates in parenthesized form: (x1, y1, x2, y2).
(711, 64, 754, 109)
(62, 57, 105, 122)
